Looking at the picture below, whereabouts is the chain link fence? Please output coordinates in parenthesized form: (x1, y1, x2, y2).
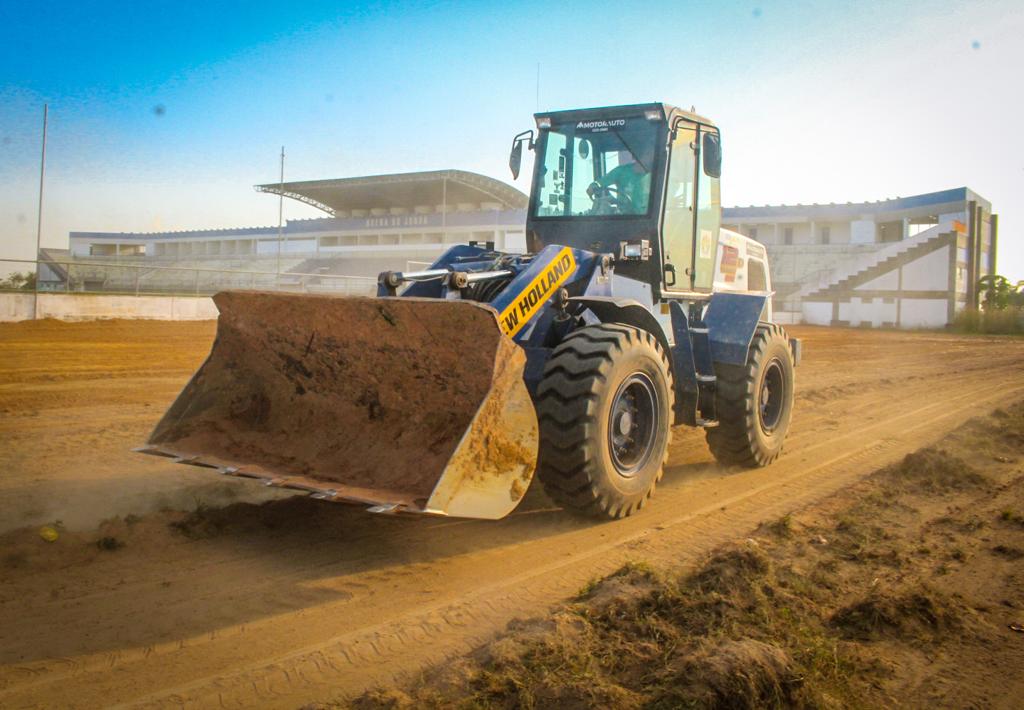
(0, 257, 377, 297)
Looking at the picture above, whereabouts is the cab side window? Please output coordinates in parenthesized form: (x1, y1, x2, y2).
(662, 125, 696, 289)
(536, 132, 567, 216)
(692, 134, 721, 291)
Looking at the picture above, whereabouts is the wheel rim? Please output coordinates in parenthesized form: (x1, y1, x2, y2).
(607, 372, 659, 477)
(759, 359, 785, 434)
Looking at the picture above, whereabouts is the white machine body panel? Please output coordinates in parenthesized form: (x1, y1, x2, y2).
(713, 228, 773, 321)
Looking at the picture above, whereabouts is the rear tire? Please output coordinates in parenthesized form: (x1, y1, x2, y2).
(536, 324, 673, 519)
(706, 322, 795, 467)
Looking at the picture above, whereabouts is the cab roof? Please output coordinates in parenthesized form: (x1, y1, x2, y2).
(534, 102, 717, 129)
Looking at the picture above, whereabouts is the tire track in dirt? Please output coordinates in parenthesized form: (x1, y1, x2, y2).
(5, 369, 924, 666)
(76, 376, 1024, 709)
(2, 335, 1022, 709)
(132, 379, 1019, 704)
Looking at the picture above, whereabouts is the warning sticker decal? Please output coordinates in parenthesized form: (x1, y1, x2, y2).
(699, 229, 713, 260)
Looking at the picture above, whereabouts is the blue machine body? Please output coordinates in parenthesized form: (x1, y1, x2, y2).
(377, 242, 769, 428)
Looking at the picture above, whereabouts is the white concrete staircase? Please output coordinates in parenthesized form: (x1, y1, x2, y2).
(794, 224, 947, 299)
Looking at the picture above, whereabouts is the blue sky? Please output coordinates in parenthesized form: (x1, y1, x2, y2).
(1, 0, 1022, 278)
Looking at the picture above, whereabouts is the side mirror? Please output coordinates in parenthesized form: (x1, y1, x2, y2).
(509, 141, 523, 179)
(508, 130, 535, 180)
(702, 132, 722, 178)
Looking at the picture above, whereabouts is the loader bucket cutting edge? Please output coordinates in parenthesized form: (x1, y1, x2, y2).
(142, 291, 539, 520)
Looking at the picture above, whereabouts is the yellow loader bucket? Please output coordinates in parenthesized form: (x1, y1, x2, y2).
(139, 291, 538, 519)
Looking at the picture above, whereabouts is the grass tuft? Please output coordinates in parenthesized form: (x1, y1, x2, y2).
(951, 308, 1024, 335)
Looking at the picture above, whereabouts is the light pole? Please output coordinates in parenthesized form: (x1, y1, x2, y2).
(276, 146, 284, 287)
(34, 103, 48, 319)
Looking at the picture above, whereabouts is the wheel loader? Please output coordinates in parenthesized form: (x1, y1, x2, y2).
(138, 102, 800, 520)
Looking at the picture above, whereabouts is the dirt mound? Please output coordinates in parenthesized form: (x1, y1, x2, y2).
(351, 547, 820, 709)
(882, 448, 987, 493)
(831, 589, 966, 640)
(990, 406, 1024, 451)
(690, 544, 772, 595)
(668, 638, 802, 710)
(345, 688, 415, 710)
(576, 561, 659, 608)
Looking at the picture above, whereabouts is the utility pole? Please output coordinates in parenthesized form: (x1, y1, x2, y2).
(276, 146, 284, 285)
(34, 104, 48, 319)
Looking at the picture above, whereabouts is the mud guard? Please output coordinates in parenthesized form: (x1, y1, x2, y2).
(567, 296, 671, 354)
(703, 292, 769, 366)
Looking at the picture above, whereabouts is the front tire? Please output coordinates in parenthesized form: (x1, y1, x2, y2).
(706, 322, 795, 467)
(535, 324, 673, 519)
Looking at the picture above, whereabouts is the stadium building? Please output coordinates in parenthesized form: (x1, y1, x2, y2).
(58, 172, 996, 328)
(723, 188, 998, 328)
(68, 170, 528, 278)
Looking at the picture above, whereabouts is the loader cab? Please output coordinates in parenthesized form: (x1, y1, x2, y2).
(519, 103, 722, 297)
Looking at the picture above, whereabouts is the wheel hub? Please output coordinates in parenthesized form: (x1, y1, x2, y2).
(759, 358, 785, 434)
(608, 373, 659, 477)
(616, 409, 634, 436)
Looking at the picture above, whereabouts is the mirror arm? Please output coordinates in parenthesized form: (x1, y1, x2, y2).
(512, 129, 535, 151)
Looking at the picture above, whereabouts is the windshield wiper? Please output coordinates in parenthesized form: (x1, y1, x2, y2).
(611, 128, 649, 173)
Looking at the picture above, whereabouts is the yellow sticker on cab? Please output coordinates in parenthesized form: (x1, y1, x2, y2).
(498, 246, 576, 337)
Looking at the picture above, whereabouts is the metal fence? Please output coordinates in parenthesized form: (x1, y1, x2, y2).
(0, 257, 378, 297)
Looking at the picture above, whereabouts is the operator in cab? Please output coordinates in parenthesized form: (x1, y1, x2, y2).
(586, 150, 651, 215)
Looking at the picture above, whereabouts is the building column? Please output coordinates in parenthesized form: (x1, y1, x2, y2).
(990, 214, 998, 274)
(966, 201, 977, 308)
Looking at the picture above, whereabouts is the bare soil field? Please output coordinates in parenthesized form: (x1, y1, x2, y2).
(0, 318, 291, 534)
(1, 318, 1023, 708)
(345, 403, 1024, 709)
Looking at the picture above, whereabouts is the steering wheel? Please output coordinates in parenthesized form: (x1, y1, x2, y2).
(588, 182, 634, 214)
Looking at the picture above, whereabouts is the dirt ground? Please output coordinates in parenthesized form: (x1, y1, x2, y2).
(0, 318, 290, 534)
(347, 403, 1024, 709)
(1, 319, 1023, 708)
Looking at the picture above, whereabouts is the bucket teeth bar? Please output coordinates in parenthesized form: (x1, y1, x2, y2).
(136, 445, 396, 508)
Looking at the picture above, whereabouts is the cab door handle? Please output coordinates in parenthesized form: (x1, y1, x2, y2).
(664, 263, 676, 287)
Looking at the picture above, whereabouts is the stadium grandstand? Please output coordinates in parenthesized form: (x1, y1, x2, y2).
(41, 172, 996, 328)
(42, 170, 527, 296)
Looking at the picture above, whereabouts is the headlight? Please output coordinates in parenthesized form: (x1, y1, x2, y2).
(619, 239, 651, 261)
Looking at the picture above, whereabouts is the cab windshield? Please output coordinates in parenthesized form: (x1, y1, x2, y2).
(532, 118, 658, 218)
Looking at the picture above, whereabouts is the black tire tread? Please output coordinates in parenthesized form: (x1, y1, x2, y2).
(536, 323, 673, 519)
(706, 322, 793, 467)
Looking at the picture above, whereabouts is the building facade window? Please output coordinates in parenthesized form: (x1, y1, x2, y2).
(820, 226, 831, 244)
(747, 227, 758, 240)
(783, 227, 793, 245)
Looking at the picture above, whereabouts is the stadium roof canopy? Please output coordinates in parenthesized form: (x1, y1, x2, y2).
(255, 169, 528, 217)
(723, 187, 989, 220)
